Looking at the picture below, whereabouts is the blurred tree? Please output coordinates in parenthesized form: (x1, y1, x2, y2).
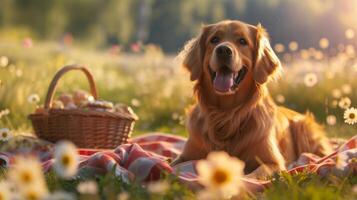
(0, 0, 355, 51)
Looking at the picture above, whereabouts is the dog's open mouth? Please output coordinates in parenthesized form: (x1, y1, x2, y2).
(211, 66, 247, 93)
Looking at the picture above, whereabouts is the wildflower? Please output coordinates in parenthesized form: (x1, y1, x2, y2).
(275, 94, 285, 103)
(0, 128, 13, 141)
(288, 41, 298, 51)
(319, 38, 329, 49)
(274, 43, 285, 53)
(344, 107, 357, 125)
(304, 73, 318, 87)
(196, 151, 244, 199)
(332, 89, 342, 99)
(326, 115, 337, 126)
(0, 181, 11, 200)
(0, 56, 9, 67)
(345, 29, 355, 39)
(341, 84, 352, 94)
(21, 185, 49, 200)
(77, 180, 98, 195)
(338, 97, 351, 109)
(147, 180, 169, 194)
(53, 141, 79, 178)
(8, 156, 48, 197)
(28, 94, 40, 104)
(117, 192, 129, 200)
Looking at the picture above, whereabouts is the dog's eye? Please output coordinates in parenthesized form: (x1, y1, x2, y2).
(238, 38, 247, 45)
(210, 36, 220, 44)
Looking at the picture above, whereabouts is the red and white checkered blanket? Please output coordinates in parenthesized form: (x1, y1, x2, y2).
(0, 133, 356, 192)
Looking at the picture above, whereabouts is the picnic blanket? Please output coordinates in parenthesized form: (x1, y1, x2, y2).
(0, 133, 356, 193)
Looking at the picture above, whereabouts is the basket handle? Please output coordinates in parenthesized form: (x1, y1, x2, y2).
(44, 65, 98, 109)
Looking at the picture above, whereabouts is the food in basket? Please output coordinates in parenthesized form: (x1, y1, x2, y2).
(73, 90, 94, 106)
(58, 93, 73, 107)
(51, 100, 64, 109)
(80, 100, 114, 110)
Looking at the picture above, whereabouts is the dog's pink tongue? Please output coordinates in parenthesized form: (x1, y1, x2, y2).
(213, 72, 233, 93)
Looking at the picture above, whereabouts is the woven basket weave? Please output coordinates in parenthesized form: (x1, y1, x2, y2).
(29, 65, 138, 149)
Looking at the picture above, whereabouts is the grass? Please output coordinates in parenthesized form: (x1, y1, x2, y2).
(0, 38, 356, 199)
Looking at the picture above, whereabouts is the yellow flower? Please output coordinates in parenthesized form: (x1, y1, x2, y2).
(196, 151, 244, 199)
(0, 128, 12, 142)
(147, 180, 169, 194)
(8, 156, 48, 198)
(338, 97, 351, 109)
(326, 115, 336, 126)
(304, 73, 318, 87)
(319, 38, 329, 49)
(53, 141, 79, 178)
(344, 107, 357, 125)
(77, 180, 98, 195)
(0, 181, 11, 200)
(27, 94, 40, 104)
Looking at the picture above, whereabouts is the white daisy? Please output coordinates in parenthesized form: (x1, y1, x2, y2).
(53, 141, 79, 178)
(196, 151, 244, 199)
(8, 156, 48, 197)
(338, 97, 351, 109)
(344, 107, 357, 125)
(27, 94, 40, 104)
(0, 128, 12, 141)
(304, 73, 318, 87)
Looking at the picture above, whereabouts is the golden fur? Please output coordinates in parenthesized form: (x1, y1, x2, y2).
(172, 20, 332, 178)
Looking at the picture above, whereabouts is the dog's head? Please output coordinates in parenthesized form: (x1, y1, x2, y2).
(180, 20, 282, 95)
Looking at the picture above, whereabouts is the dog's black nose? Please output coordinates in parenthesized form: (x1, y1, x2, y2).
(216, 45, 232, 59)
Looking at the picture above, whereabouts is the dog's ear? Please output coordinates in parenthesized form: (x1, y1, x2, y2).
(253, 24, 282, 84)
(179, 25, 211, 81)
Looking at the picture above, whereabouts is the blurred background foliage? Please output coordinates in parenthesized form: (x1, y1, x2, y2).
(1, 0, 357, 52)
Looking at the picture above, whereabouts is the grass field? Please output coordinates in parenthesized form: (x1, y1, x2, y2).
(0, 38, 356, 199)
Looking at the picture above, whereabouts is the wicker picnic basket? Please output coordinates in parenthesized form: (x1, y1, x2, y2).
(28, 65, 138, 149)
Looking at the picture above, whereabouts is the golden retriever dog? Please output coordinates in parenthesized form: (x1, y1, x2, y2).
(172, 20, 332, 178)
